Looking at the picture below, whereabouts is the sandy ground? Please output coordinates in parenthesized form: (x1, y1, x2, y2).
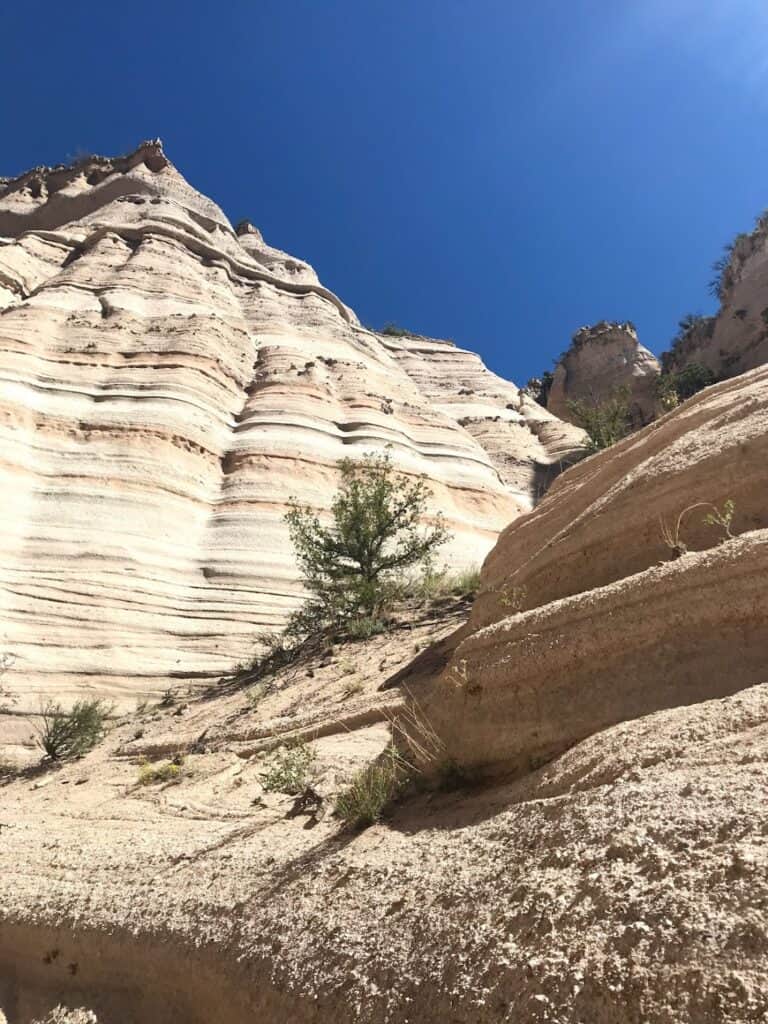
(1, 593, 767, 1023)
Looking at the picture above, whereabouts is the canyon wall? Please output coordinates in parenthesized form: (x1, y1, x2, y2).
(0, 141, 581, 709)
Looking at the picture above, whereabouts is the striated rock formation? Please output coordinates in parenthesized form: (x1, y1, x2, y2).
(664, 213, 768, 379)
(382, 331, 584, 503)
(547, 320, 661, 427)
(2, 586, 768, 1022)
(0, 141, 581, 710)
(399, 365, 768, 777)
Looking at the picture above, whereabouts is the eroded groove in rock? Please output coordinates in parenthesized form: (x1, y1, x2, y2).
(0, 142, 583, 710)
(405, 531, 768, 777)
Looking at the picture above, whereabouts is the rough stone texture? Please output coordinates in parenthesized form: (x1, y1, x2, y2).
(547, 321, 661, 427)
(32, 1010, 99, 1024)
(0, 141, 581, 711)
(664, 213, 768, 379)
(383, 331, 585, 503)
(1, 613, 768, 1023)
(399, 365, 768, 776)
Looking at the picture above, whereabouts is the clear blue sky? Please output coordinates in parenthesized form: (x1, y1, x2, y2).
(4, 1, 768, 383)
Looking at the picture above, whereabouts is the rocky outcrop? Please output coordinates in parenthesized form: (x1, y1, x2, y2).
(0, 142, 581, 710)
(547, 320, 661, 427)
(382, 331, 585, 505)
(664, 213, 768, 379)
(399, 365, 768, 777)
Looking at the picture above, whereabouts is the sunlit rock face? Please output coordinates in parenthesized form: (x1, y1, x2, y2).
(0, 141, 582, 708)
(664, 213, 768, 379)
(400, 364, 768, 779)
(547, 320, 661, 427)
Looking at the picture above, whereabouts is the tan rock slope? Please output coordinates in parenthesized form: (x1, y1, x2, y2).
(547, 320, 661, 427)
(0, 368, 765, 1024)
(0, 141, 581, 711)
(399, 365, 768, 777)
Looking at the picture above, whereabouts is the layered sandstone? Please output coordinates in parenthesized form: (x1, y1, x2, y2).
(1, 602, 768, 1023)
(399, 365, 768, 777)
(547, 320, 661, 427)
(0, 141, 581, 711)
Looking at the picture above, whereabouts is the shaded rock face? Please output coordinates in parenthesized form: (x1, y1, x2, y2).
(401, 366, 768, 778)
(664, 215, 768, 379)
(547, 320, 661, 427)
(0, 141, 581, 709)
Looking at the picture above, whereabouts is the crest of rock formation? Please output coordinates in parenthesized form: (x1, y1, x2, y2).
(0, 141, 582, 711)
(547, 320, 661, 426)
(663, 213, 768, 379)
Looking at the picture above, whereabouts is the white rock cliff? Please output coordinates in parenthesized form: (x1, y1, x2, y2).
(0, 141, 582, 709)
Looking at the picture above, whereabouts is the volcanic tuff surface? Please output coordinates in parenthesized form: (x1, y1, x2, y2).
(0, 370, 767, 1024)
(400, 365, 768, 778)
(665, 212, 768, 379)
(547, 321, 662, 427)
(0, 141, 582, 711)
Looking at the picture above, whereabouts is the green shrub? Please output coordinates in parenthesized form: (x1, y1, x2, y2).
(703, 499, 736, 541)
(286, 451, 449, 627)
(655, 363, 716, 411)
(138, 759, 183, 785)
(674, 363, 717, 399)
(567, 386, 632, 452)
(380, 322, 415, 337)
(654, 373, 680, 411)
(37, 699, 112, 761)
(261, 740, 317, 795)
(245, 683, 267, 709)
(335, 745, 407, 830)
(403, 564, 481, 602)
(342, 616, 386, 641)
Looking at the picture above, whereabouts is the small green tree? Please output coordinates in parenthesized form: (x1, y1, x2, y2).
(286, 451, 449, 628)
(567, 386, 632, 453)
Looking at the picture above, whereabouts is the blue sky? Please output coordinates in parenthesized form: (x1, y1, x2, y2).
(4, 1, 768, 383)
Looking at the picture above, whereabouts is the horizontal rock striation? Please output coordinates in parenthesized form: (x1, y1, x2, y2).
(0, 142, 579, 710)
(399, 366, 768, 776)
(405, 531, 768, 776)
(2, 628, 768, 1023)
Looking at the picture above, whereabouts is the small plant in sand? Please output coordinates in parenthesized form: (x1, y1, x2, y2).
(702, 499, 736, 542)
(261, 739, 317, 795)
(341, 678, 364, 699)
(497, 582, 526, 611)
(404, 563, 481, 603)
(138, 752, 186, 786)
(36, 698, 112, 761)
(335, 745, 408, 830)
(660, 499, 737, 558)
